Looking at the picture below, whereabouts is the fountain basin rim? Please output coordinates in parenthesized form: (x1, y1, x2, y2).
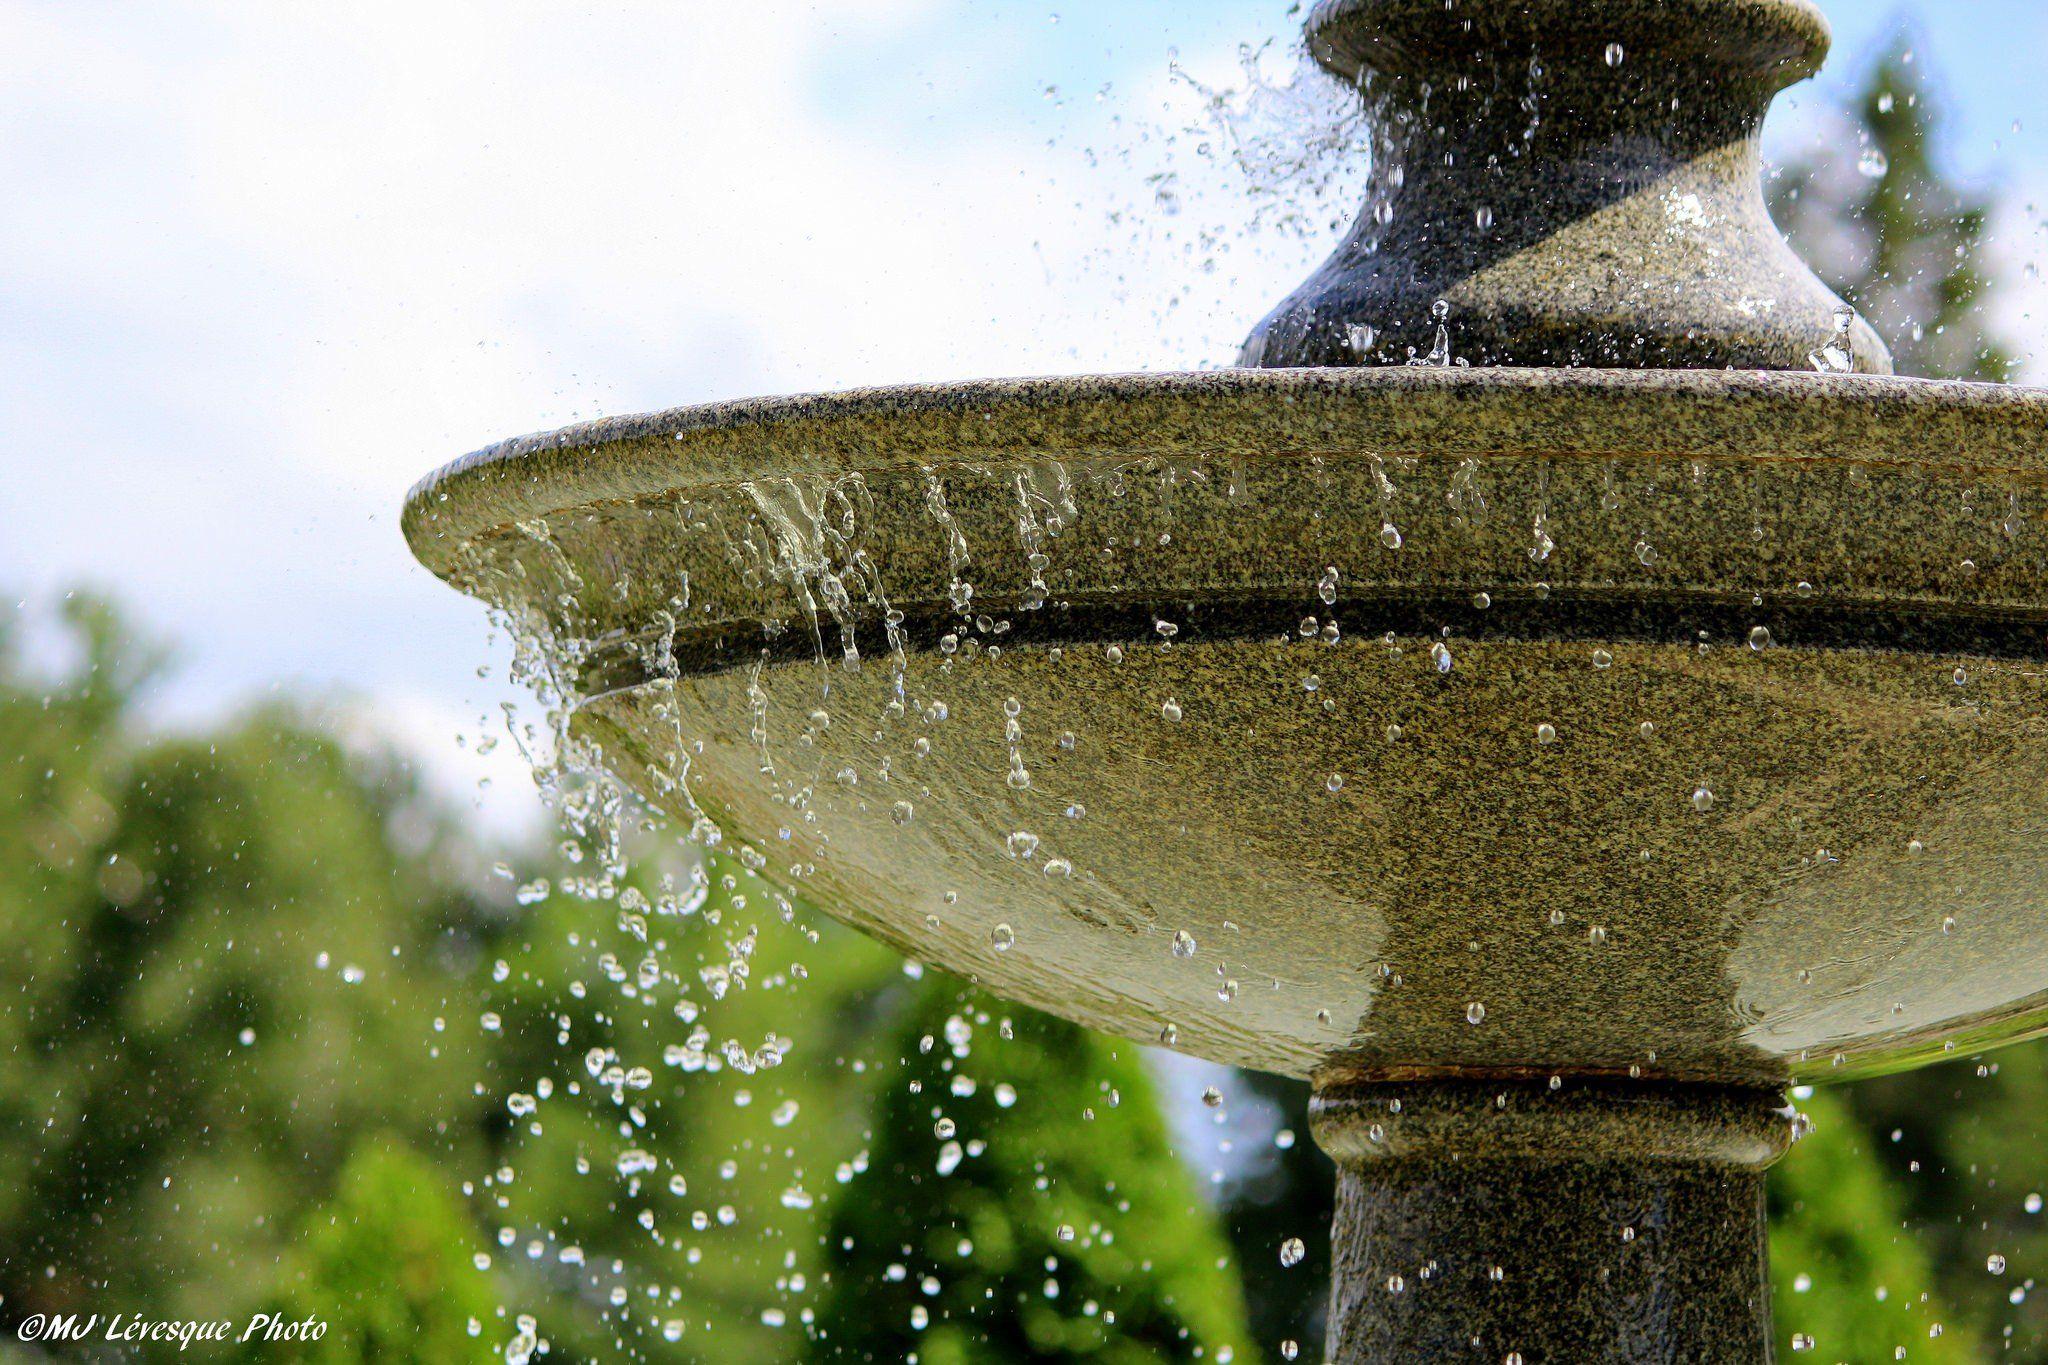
(404, 367, 2048, 579)
(1305, 0, 1831, 85)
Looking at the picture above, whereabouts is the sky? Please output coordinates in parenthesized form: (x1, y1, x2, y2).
(6, 0, 2048, 832)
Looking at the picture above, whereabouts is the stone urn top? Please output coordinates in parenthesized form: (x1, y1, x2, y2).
(1243, 0, 1890, 372)
(1305, 0, 1830, 84)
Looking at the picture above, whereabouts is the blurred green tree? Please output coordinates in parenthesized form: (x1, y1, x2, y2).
(246, 1137, 500, 1362)
(0, 597, 503, 1351)
(1771, 37, 2013, 382)
(1770, 1090, 1979, 1361)
(810, 977, 1256, 1364)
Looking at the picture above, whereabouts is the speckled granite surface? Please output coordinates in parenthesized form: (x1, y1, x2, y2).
(1243, 0, 1888, 372)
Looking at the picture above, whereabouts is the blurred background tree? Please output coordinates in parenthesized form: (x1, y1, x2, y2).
(811, 980, 1253, 1364)
(1771, 36, 2013, 383)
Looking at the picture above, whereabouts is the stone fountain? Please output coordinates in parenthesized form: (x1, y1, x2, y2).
(405, 1, 2048, 1358)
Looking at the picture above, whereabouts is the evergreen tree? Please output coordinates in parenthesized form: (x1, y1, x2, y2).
(811, 978, 1256, 1364)
(1771, 38, 2013, 382)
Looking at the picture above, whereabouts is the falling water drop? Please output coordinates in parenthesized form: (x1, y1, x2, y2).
(1466, 1002, 1487, 1025)
(1171, 929, 1198, 960)
(990, 923, 1016, 952)
(1280, 1237, 1307, 1267)
(1809, 304, 1858, 373)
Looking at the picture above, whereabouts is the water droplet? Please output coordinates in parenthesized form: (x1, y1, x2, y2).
(1380, 521, 1404, 550)
(1466, 1002, 1487, 1025)
(1280, 1237, 1306, 1267)
(1161, 698, 1184, 722)
(1171, 929, 1198, 959)
(892, 800, 915, 826)
(990, 923, 1015, 951)
(1604, 42, 1626, 67)
(1748, 626, 1773, 650)
(1810, 304, 1859, 373)
(1691, 785, 1716, 813)
(1202, 1085, 1224, 1108)
(1858, 146, 1890, 178)
(1536, 723, 1557, 745)
(1430, 641, 1453, 674)
(1989, 1254, 2009, 1274)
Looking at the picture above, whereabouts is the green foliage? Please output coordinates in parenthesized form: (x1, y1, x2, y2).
(476, 845, 906, 1365)
(1770, 1090, 1979, 1361)
(1772, 38, 2013, 382)
(247, 1138, 499, 1363)
(0, 596, 505, 1346)
(1838, 1058, 2048, 1357)
(812, 979, 1256, 1363)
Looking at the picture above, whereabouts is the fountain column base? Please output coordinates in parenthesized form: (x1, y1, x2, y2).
(1310, 1079, 1796, 1364)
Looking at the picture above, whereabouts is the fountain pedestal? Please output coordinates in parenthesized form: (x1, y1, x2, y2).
(1314, 1082, 1794, 1362)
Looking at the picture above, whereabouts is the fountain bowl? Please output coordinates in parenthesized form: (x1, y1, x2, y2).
(405, 365, 2048, 1092)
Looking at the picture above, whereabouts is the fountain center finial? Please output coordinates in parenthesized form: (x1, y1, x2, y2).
(1242, 0, 1891, 373)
